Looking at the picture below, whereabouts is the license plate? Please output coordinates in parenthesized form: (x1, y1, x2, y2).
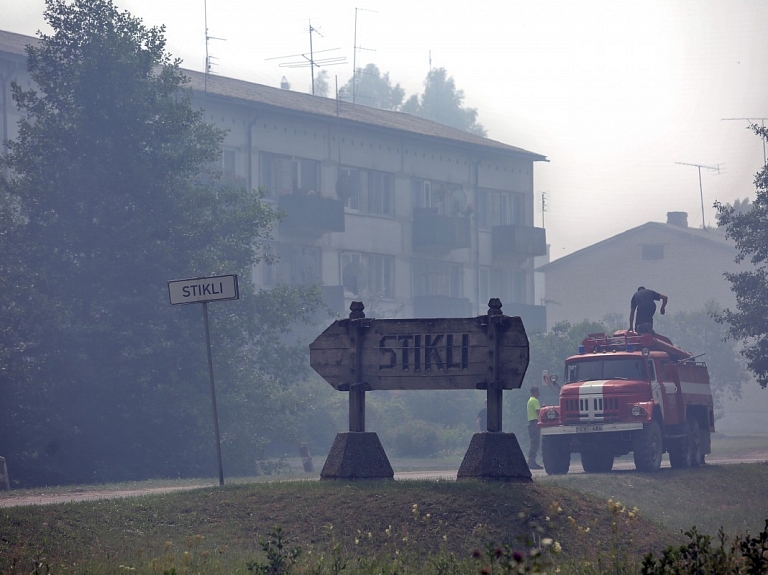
(576, 424, 603, 432)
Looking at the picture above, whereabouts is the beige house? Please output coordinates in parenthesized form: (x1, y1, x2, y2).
(538, 212, 740, 329)
(1, 29, 549, 328)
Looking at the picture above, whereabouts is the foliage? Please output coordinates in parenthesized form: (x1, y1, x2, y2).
(656, 303, 750, 416)
(247, 527, 302, 575)
(392, 420, 441, 457)
(714, 125, 768, 388)
(340, 63, 405, 110)
(0, 0, 320, 487)
(401, 68, 486, 136)
(312, 69, 329, 98)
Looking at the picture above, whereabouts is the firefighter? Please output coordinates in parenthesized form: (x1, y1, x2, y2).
(630, 286, 668, 334)
(527, 386, 542, 469)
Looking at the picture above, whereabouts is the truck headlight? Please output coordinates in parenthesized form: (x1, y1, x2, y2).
(631, 405, 647, 417)
(545, 409, 559, 420)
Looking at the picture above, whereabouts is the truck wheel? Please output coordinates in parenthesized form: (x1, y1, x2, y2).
(581, 449, 614, 473)
(543, 436, 570, 475)
(668, 434, 691, 469)
(633, 420, 663, 472)
(688, 418, 703, 468)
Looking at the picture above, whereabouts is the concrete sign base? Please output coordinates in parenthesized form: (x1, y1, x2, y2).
(457, 432, 533, 482)
(320, 432, 395, 480)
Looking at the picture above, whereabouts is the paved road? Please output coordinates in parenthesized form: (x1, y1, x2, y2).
(1, 453, 765, 508)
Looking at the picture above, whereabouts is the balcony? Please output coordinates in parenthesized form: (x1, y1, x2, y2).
(278, 194, 345, 238)
(413, 295, 473, 318)
(413, 208, 471, 253)
(491, 225, 547, 262)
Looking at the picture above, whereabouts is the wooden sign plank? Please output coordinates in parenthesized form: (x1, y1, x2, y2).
(310, 315, 529, 391)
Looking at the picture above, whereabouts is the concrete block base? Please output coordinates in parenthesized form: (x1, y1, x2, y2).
(320, 432, 394, 480)
(457, 432, 533, 482)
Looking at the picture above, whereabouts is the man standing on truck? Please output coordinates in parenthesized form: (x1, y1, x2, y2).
(630, 286, 668, 334)
(527, 386, 542, 469)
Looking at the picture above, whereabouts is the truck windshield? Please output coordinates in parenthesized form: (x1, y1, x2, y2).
(566, 357, 648, 383)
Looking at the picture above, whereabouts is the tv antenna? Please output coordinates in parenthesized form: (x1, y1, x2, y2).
(722, 117, 768, 166)
(352, 7, 377, 104)
(539, 191, 549, 228)
(266, 22, 346, 95)
(203, 0, 226, 92)
(675, 162, 721, 229)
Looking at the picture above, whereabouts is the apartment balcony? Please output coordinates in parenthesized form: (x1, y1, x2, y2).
(278, 194, 345, 238)
(413, 208, 471, 253)
(491, 225, 547, 262)
(501, 302, 547, 333)
(413, 295, 473, 318)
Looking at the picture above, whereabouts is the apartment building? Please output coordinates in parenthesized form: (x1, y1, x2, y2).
(0, 29, 549, 328)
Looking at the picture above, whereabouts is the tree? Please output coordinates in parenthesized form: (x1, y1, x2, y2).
(340, 63, 405, 110)
(0, 0, 320, 486)
(401, 68, 486, 136)
(715, 125, 768, 388)
(313, 69, 329, 98)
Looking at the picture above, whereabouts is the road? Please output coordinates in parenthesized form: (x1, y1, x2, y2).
(2, 452, 765, 508)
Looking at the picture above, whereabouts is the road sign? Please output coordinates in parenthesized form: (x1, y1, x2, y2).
(310, 315, 529, 391)
(168, 274, 239, 306)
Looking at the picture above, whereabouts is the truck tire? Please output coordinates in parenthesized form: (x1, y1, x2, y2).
(543, 436, 570, 475)
(668, 432, 691, 469)
(688, 418, 703, 468)
(633, 420, 663, 472)
(580, 448, 614, 473)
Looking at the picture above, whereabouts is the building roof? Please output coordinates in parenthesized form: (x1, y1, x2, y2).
(538, 221, 735, 273)
(0, 28, 547, 161)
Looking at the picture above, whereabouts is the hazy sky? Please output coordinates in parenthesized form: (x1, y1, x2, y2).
(3, 0, 767, 259)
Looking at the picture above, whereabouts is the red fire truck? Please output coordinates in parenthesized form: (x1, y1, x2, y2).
(538, 330, 715, 475)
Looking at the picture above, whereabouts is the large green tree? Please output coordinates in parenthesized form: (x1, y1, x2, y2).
(0, 0, 319, 486)
(401, 68, 486, 136)
(340, 63, 405, 110)
(715, 126, 768, 388)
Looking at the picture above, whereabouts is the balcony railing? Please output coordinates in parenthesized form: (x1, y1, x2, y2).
(278, 194, 345, 238)
(413, 208, 471, 253)
(491, 225, 547, 261)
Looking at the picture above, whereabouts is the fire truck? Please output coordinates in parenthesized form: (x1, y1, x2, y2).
(538, 330, 715, 475)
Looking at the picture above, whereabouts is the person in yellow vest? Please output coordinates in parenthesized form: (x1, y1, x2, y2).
(527, 385, 542, 469)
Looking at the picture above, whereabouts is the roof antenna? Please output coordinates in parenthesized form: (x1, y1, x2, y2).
(675, 162, 721, 230)
(203, 0, 226, 92)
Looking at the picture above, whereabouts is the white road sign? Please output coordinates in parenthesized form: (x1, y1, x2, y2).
(168, 274, 239, 305)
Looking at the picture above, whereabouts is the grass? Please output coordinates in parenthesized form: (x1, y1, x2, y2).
(2, 462, 768, 574)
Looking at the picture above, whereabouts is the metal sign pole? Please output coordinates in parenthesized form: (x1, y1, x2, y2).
(202, 301, 225, 486)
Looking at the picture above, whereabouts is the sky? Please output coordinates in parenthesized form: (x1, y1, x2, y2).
(2, 0, 767, 260)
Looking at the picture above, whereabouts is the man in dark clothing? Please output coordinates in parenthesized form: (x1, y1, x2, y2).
(630, 286, 668, 334)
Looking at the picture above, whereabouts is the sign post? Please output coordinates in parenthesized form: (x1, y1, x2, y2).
(168, 274, 239, 486)
(310, 298, 533, 481)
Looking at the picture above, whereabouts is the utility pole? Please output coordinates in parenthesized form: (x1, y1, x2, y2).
(675, 162, 721, 229)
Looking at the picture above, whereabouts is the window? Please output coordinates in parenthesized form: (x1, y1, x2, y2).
(338, 167, 394, 216)
(477, 189, 524, 229)
(642, 244, 664, 260)
(260, 153, 320, 198)
(262, 243, 322, 286)
(340, 252, 395, 299)
(412, 179, 466, 216)
(413, 259, 463, 298)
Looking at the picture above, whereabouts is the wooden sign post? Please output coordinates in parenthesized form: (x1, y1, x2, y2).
(310, 299, 533, 481)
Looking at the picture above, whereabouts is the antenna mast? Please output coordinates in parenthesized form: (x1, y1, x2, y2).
(203, 0, 225, 92)
(722, 117, 768, 166)
(675, 162, 721, 229)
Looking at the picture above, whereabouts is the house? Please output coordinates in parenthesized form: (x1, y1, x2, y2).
(1, 29, 549, 328)
(538, 211, 767, 435)
(537, 211, 739, 329)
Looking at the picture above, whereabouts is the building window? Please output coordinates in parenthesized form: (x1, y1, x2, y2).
(477, 189, 524, 229)
(338, 167, 394, 216)
(642, 244, 664, 260)
(413, 259, 463, 298)
(412, 179, 467, 216)
(340, 252, 395, 299)
(262, 243, 322, 286)
(260, 153, 320, 198)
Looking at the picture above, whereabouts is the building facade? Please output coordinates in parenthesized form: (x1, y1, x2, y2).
(1, 29, 549, 328)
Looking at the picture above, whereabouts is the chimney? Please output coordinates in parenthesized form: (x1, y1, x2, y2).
(667, 211, 688, 228)
(280, 76, 290, 90)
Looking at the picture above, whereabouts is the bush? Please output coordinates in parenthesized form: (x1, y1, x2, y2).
(392, 420, 441, 457)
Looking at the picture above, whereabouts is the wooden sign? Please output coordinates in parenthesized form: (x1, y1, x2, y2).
(310, 314, 529, 391)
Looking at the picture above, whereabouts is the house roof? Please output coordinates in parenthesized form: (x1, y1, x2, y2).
(0, 29, 547, 161)
(538, 221, 735, 273)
